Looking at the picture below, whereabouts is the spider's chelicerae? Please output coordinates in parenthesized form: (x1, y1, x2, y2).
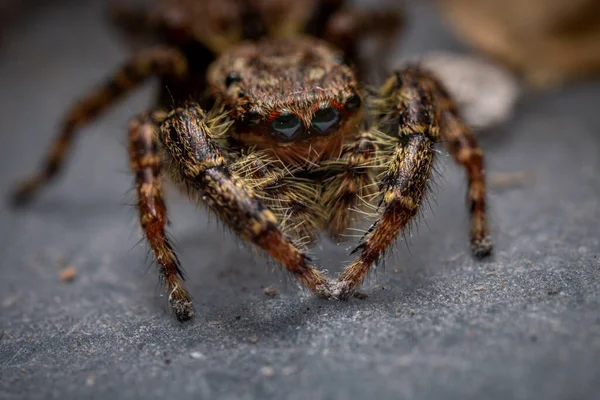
(12, 0, 493, 321)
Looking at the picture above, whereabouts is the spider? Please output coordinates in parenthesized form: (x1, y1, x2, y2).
(10, 0, 493, 321)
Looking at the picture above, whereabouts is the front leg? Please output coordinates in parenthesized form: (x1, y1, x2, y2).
(336, 69, 439, 297)
(161, 105, 332, 298)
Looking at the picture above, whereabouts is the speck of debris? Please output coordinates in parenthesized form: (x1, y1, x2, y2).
(263, 287, 278, 297)
(473, 285, 488, 292)
(2, 294, 22, 308)
(59, 266, 77, 283)
(409, 310, 415, 316)
(489, 171, 535, 191)
(282, 366, 298, 376)
(164, 359, 171, 365)
(247, 336, 258, 344)
(85, 374, 96, 387)
(235, 315, 241, 320)
(392, 267, 404, 274)
(190, 351, 205, 360)
(261, 366, 275, 377)
(530, 334, 538, 342)
(548, 289, 561, 296)
(443, 252, 465, 263)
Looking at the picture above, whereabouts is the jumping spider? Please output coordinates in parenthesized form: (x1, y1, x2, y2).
(11, 0, 493, 321)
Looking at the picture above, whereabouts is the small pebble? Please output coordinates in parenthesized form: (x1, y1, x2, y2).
(263, 287, 278, 297)
(85, 374, 96, 387)
(59, 266, 77, 283)
(282, 366, 298, 376)
(260, 366, 275, 377)
(190, 351, 205, 360)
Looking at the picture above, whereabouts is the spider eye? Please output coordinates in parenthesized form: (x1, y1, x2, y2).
(345, 94, 362, 110)
(311, 107, 341, 135)
(270, 113, 304, 142)
(225, 72, 241, 87)
(243, 111, 261, 127)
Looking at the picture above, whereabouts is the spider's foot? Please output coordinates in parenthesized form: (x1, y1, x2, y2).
(168, 284, 194, 322)
(328, 280, 355, 301)
(307, 270, 338, 300)
(9, 179, 39, 208)
(471, 235, 493, 259)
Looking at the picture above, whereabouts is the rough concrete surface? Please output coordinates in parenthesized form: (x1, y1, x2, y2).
(1, 1, 599, 399)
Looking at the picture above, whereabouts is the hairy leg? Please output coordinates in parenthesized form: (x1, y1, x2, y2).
(161, 105, 332, 297)
(425, 71, 493, 257)
(128, 110, 193, 321)
(336, 68, 439, 297)
(322, 132, 378, 240)
(108, 2, 163, 41)
(306, 0, 346, 38)
(11, 47, 188, 205)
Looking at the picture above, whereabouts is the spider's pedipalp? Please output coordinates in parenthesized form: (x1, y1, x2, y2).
(322, 131, 378, 239)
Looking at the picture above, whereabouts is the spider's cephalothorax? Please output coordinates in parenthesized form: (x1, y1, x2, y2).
(208, 37, 363, 164)
(11, 0, 493, 321)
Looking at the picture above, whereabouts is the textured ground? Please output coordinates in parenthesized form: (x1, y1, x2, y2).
(1, 1, 599, 399)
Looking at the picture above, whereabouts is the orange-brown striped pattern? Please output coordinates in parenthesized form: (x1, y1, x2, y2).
(128, 111, 194, 322)
(430, 73, 493, 257)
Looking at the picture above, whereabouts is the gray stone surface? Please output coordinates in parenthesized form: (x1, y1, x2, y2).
(1, 1, 599, 399)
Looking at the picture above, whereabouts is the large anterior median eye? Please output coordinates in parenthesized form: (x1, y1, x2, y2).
(270, 113, 304, 142)
(311, 107, 341, 135)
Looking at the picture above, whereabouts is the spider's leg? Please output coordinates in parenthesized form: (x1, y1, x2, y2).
(108, 2, 163, 41)
(336, 68, 439, 297)
(162, 105, 333, 298)
(128, 110, 194, 322)
(10, 47, 188, 205)
(324, 8, 403, 78)
(422, 70, 493, 257)
(322, 132, 378, 240)
(305, 0, 346, 38)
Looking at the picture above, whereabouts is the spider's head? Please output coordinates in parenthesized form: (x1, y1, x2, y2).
(207, 36, 363, 164)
